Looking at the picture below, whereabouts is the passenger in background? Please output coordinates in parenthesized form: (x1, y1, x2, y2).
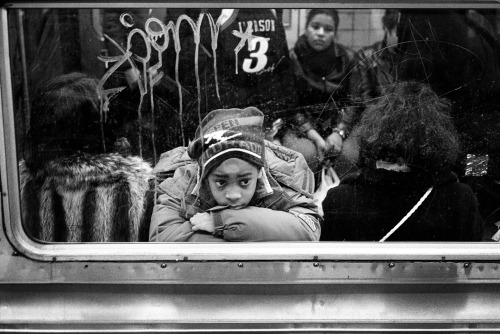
(321, 81, 483, 241)
(332, 9, 400, 178)
(149, 107, 320, 242)
(20, 73, 154, 242)
(349, 9, 399, 103)
(162, 9, 297, 145)
(396, 9, 500, 239)
(290, 9, 353, 109)
(286, 9, 354, 180)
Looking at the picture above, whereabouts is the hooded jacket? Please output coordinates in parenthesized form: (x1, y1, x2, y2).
(321, 167, 483, 241)
(20, 153, 154, 242)
(149, 142, 320, 242)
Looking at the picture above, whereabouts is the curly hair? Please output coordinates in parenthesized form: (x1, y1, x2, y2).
(356, 81, 460, 173)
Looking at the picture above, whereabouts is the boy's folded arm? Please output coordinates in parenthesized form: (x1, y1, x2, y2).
(211, 206, 320, 241)
(149, 193, 223, 243)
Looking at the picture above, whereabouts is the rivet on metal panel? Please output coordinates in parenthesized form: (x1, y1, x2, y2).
(388, 262, 395, 268)
(12, 251, 19, 256)
(464, 263, 470, 269)
(238, 263, 244, 268)
(161, 263, 167, 268)
(313, 262, 319, 267)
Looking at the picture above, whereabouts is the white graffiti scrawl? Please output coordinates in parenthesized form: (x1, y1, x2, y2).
(97, 11, 255, 157)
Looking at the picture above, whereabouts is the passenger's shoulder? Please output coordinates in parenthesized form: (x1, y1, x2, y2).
(264, 140, 310, 173)
(264, 140, 315, 194)
(435, 172, 478, 199)
(153, 146, 195, 180)
(157, 163, 198, 196)
(335, 42, 355, 60)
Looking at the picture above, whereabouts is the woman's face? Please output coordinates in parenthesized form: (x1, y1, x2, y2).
(306, 14, 336, 52)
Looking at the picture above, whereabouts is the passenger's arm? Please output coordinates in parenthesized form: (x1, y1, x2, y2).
(149, 168, 224, 243)
(211, 205, 320, 241)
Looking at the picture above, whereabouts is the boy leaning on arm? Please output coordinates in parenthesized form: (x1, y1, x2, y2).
(149, 107, 320, 242)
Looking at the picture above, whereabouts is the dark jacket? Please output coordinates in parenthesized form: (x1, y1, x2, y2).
(20, 153, 154, 242)
(290, 35, 354, 107)
(321, 167, 483, 241)
(339, 39, 397, 134)
(149, 142, 320, 242)
(350, 39, 397, 100)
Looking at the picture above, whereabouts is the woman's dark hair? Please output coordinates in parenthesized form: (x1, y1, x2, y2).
(356, 81, 460, 173)
(306, 9, 339, 33)
(25, 72, 113, 168)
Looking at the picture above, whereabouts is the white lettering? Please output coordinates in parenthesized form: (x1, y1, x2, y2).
(204, 130, 242, 146)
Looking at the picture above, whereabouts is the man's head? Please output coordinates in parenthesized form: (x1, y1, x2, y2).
(382, 9, 400, 48)
(188, 107, 266, 203)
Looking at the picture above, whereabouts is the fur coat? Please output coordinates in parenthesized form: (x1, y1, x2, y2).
(20, 153, 154, 242)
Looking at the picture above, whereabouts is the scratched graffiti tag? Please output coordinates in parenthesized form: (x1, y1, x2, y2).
(97, 11, 257, 158)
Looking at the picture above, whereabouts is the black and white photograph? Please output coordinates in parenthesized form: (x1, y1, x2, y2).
(1, 1, 500, 332)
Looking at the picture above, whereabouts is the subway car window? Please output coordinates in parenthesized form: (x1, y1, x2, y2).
(7, 7, 500, 244)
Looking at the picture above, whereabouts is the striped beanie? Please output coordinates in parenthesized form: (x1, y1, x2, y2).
(188, 107, 266, 180)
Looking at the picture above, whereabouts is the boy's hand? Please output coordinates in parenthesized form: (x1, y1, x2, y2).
(190, 212, 215, 233)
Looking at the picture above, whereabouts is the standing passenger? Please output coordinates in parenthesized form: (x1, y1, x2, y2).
(349, 9, 399, 102)
(333, 9, 400, 177)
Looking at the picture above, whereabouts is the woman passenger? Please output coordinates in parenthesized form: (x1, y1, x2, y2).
(283, 9, 354, 182)
(321, 81, 483, 241)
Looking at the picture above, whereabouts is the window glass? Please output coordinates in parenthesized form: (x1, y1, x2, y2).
(8, 7, 500, 243)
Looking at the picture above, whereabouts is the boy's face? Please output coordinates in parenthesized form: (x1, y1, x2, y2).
(207, 158, 260, 208)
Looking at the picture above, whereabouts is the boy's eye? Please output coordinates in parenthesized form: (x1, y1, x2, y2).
(240, 179, 251, 186)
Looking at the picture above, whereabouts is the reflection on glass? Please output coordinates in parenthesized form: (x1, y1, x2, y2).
(8, 8, 500, 242)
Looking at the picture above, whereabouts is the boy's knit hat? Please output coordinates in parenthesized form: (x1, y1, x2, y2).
(188, 107, 266, 180)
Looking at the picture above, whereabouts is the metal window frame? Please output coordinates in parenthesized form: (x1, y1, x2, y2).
(1, 1, 500, 263)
